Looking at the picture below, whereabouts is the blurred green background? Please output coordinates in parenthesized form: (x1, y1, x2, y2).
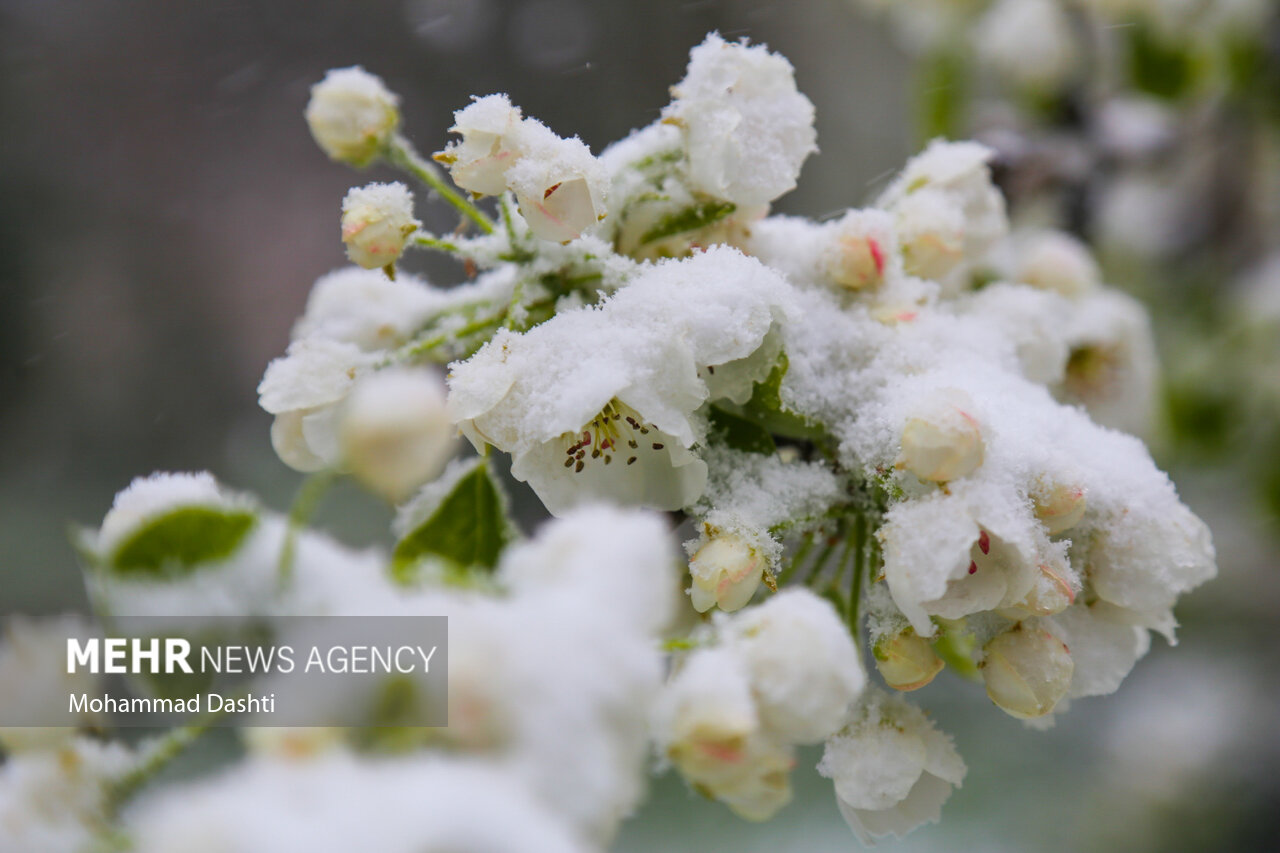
(1, 1, 1277, 850)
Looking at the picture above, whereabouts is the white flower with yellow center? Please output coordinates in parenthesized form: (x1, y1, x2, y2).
(447, 247, 794, 513)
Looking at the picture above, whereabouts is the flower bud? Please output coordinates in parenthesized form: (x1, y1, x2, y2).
(1016, 231, 1100, 298)
(1031, 480, 1087, 535)
(340, 182, 420, 271)
(825, 232, 886, 291)
(305, 67, 400, 167)
(898, 391, 984, 482)
(873, 626, 944, 691)
(434, 94, 524, 196)
(339, 367, 456, 502)
(1013, 561, 1077, 616)
(980, 624, 1073, 719)
(688, 533, 765, 613)
(894, 189, 965, 280)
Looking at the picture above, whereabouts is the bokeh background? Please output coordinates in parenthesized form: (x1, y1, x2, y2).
(1, 0, 1277, 850)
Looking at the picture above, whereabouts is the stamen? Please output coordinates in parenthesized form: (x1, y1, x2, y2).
(627, 457, 637, 465)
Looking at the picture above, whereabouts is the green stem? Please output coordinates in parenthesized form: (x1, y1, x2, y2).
(848, 513, 868, 631)
(775, 529, 814, 587)
(411, 233, 464, 255)
(386, 135, 495, 235)
(105, 721, 211, 816)
(278, 470, 337, 589)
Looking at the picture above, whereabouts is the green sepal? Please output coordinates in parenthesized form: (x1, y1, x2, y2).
(391, 459, 517, 582)
(639, 199, 736, 246)
(708, 405, 777, 456)
(110, 507, 257, 578)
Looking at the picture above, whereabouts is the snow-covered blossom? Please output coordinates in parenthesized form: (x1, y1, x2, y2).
(819, 690, 966, 843)
(259, 336, 378, 471)
(128, 755, 590, 853)
(720, 590, 865, 743)
(980, 622, 1074, 718)
(878, 140, 1007, 283)
(662, 34, 817, 207)
(0, 615, 103, 753)
(340, 182, 420, 270)
(897, 389, 985, 482)
(436, 94, 524, 196)
(656, 589, 863, 820)
(821, 209, 897, 291)
(654, 646, 796, 821)
(1011, 230, 1102, 298)
(0, 737, 134, 852)
(436, 95, 607, 242)
(688, 532, 765, 613)
(506, 120, 608, 243)
(447, 247, 794, 514)
(305, 66, 400, 167)
(338, 366, 456, 501)
(287, 266, 445, 352)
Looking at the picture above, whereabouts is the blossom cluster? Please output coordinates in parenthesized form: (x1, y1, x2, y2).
(0, 32, 1218, 851)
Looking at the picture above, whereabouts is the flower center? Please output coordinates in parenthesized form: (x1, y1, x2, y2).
(560, 399, 666, 474)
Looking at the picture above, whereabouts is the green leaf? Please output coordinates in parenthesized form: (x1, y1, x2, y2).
(111, 507, 257, 577)
(708, 405, 777, 455)
(392, 460, 515, 581)
(639, 200, 736, 246)
(740, 353, 826, 441)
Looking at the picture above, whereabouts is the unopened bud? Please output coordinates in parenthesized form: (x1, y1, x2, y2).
(339, 367, 455, 502)
(981, 624, 1073, 719)
(434, 94, 524, 196)
(1032, 481, 1087, 534)
(898, 391, 984, 482)
(873, 627, 944, 691)
(689, 534, 765, 613)
(826, 231, 886, 291)
(305, 67, 400, 167)
(894, 189, 965, 280)
(341, 182, 420, 271)
(1016, 231, 1100, 298)
(1012, 561, 1077, 616)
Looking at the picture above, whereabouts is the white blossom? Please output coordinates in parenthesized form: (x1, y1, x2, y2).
(0, 738, 134, 852)
(127, 755, 590, 853)
(340, 182, 420, 270)
(720, 589, 865, 743)
(663, 33, 817, 206)
(436, 94, 524, 196)
(653, 646, 796, 822)
(437, 95, 608, 242)
(339, 366, 456, 501)
(447, 247, 794, 514)
(305, 66, 400, 167)
(506, 119, 608, 243)
(259, 337, 379, 471)
(0, 616, 103, 753)
(878, 140, 1008, 283)
(819, 690, 966, 843)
